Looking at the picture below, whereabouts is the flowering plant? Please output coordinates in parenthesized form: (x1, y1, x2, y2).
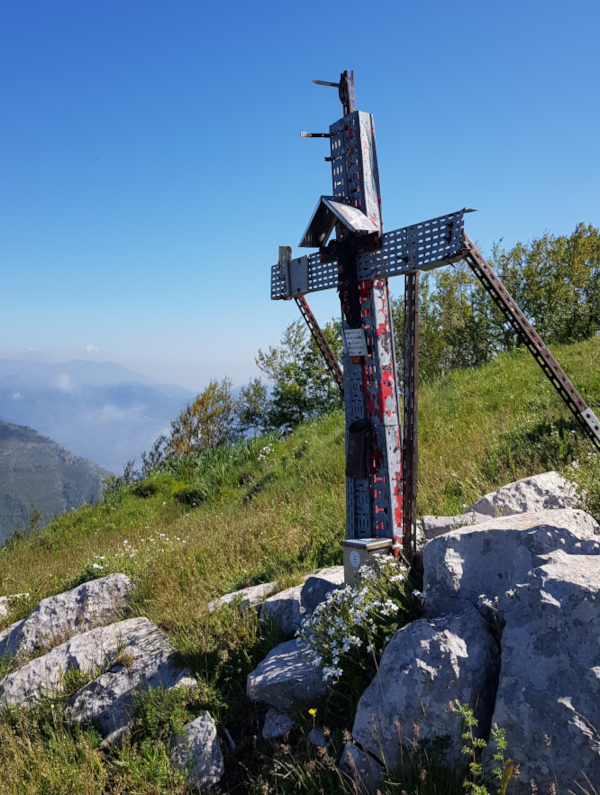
(297, 554, 422, 687)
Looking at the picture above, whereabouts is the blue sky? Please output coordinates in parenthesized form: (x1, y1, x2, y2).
(1, 0, 598, 391)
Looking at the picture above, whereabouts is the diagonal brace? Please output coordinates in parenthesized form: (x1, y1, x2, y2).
(462, 235, 600, 450)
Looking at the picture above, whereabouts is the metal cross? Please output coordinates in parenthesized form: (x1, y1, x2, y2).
(270, 72, 600, 563)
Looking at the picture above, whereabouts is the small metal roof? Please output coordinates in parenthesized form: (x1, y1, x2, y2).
(299, 196, 379, 248)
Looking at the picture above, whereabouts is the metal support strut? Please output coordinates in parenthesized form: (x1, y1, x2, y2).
(462, 235, 600, 451)
(294, 296, 344, 395)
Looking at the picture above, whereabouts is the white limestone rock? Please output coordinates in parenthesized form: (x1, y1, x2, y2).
(262, 707, 295, 739)
(0, 574, 132, 658)
(171, 711, 224, 787)
(421, 511, 487, 540)
(301, 566, 345, 613)
(469, 470, 579, 517)
(423, 509, 600, 617)
(421, 472, 580, 541)
(208, 581, 277, 613)
(247, 638, 326, 711)
(350, 603, 499, 772)
(65, 626, 194, 743)
(482, 552, 600, 793)
(260, 584, 306, 636)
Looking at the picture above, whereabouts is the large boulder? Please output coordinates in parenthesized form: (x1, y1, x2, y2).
(483, 552, 600, 793)
(0, 574, 132, 658)
(301, 566, 345, 613)
(423, 509, 600, 617)
(171, 712, 224, 787)
(247, 639, 326, 711)
(421, 472, 579, 540)
(259, 584, 306, 636)
(470, 471, 579, 517)
(350, 603, 499, 772)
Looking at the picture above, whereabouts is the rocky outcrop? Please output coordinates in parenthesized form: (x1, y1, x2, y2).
(1, 615, 195, 746)
(171, 712, 225, 788)
(482, 552, 600, 791)
(247, 639, 327, 710)
(348, 603, 499, 771)
(66, 621, 195, 744)
(0, 574, 132, 658)
(423, 508, 600, 616)
(421, 471, 580, 540)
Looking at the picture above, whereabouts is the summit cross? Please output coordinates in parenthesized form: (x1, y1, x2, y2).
(270, 71, 600, 563)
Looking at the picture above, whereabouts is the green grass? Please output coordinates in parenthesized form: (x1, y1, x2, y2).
(0, 337, 599, 793)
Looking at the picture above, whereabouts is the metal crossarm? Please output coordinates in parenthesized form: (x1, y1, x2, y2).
(462, 235, 600, 451)
(270, 210, 467, 301)
(356, 210, 466, 280)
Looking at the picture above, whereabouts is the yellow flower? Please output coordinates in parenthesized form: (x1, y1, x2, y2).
(308, 708, 317, 717)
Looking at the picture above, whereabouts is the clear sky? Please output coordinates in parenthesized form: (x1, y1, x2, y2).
(1, 0, 598, 392)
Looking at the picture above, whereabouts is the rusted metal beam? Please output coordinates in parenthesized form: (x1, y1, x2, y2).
(462, 235, 600, 451)
(402, 272, 419, 563)
(294, 295, 344, 395)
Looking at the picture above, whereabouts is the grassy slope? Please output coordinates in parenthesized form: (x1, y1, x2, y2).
(0, 337, 599, 793)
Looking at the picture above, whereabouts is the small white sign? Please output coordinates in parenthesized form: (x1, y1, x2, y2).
(349, 550, 361, 568)
(344, 328, 368, 357)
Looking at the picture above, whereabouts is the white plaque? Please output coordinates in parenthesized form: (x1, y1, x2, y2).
(344, 328, 368, 357)
(349, 550, 361, 568)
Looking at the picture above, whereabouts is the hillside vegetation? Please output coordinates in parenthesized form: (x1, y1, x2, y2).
(0, 337, 599, 794)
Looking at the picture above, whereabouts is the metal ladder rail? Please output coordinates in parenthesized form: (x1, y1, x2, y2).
(462, 235, 600, 451)
(294, 296, 345, 395)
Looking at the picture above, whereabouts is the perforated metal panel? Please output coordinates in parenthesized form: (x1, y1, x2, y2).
(356, 211, 465, 279)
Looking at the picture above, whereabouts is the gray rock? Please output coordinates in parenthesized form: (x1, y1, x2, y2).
(423, 509, 600, 617)
(301, 566, 345, 613)
(262, 707, 295, 739)
(65, 624, 194, 743)
(172, 711, 224, 787)
(0, 593, 29, 621)
(483, 553, 600, 793)
(421, 472, 580, 541)
(308, 727, 329, 747)
(350, 604, 499, 771)
(208, 581, 277, 613)
(421, 511, 487, 540)
(339, 743, 384, 793)
(247, 639, 327, 711)
(0, 574, 132, 658)
(0, 618, 195, 733)
(469, 470, 579, 517)
(260, 584, 305, 636)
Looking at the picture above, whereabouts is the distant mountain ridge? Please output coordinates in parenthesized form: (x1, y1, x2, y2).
(0, 360, 196, 472)
(0, 421, 111, 548)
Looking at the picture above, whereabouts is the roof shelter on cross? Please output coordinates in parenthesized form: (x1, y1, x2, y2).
(270, 71, 600, 567)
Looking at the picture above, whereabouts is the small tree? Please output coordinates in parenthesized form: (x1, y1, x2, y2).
(168, 377, 238, 456)
(256, 319, 343, 433)
(236, 377, 270, 437)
